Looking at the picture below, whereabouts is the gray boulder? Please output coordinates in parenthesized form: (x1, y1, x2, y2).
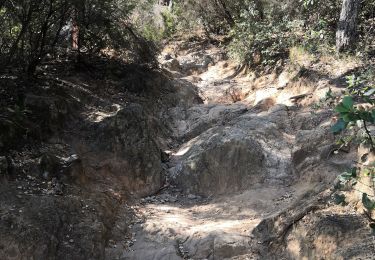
(77, 103, 163, 197)
(170, 108, 293, 196)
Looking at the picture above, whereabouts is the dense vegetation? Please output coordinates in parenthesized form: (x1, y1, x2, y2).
(1, 0, 374, 72)
(160, 0, 374, 66)
(0, 0, 157, 75)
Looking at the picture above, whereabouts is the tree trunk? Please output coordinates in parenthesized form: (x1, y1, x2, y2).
(72, 8, 79, 51)
(215, 0, 235, 28)
(336, 0, 360, 52)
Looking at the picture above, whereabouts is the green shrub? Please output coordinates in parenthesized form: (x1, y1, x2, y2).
(228, 6, 292, 66)
(161, 11, 177, 38)
(331, 71, 375, 229)
(141, 23, 164, 42)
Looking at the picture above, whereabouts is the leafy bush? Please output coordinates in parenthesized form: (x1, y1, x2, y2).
(331, 76, 375, 150)
(172, 0, 251, 35)
(0, 0, 156, 75)
(227, 0, 340, 66)
(161, 10, 177, 38)
(289, 46, 315, 66)
(331, 72, 375, 229)
(227, 0, 306, 66)
(228, 18, 291, 66)
(133, 2, 178, 43)
(141, 23, 164, 42)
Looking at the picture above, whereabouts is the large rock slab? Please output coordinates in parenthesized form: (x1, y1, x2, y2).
(169, 107, 293, 196)
(167, 103, 248, 141)
(75, 103, 164, 197)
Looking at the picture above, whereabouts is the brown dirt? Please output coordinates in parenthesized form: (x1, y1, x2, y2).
(1, 39, 374, 260)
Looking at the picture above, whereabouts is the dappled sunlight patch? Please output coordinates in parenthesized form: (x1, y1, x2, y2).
(289, 46, 315, 67)
(313, 234, 338, 256)
(287, 238, 302, 259)
(174, 145, 191, 156)
(199, 60, 239, 82)
(86, 104, 122, 123)
(140, 201, 261, 237)
(253, 88, 278, 105)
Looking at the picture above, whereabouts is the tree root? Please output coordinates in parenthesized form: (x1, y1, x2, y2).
(251, 188, 335, 252)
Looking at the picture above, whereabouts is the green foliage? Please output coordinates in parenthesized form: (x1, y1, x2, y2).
(333, 193, 347, 206)
(331, 74, 375, 150)
(161, 10, 177, 38)
(332, 71, 375, 229)
(176, 0, 247, 34)
(170, 1, 196, 32)
(362, 193, 375, 211)
(227, 0, 338, 66)
(228, 1, 292, 66)
(334, 165, 375, 228)
(137, 10, 177, 42)
(0, 0, 156, 74)
(141, 24, 164, 42)
(133, 2, 179, 43)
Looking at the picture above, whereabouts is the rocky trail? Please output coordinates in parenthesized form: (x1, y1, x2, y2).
(1, 39, 374, 260)
(111, 40, 373, 259)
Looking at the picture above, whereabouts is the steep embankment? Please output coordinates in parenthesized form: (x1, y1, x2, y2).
(0, 59, 201, 259)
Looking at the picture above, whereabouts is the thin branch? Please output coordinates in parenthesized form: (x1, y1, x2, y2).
(363, 120, 374, 151)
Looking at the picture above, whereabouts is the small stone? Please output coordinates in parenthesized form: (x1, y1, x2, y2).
(69, 239, 74, 243)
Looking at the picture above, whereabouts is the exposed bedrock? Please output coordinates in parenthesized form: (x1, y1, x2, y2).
(169, 106, 294, 196)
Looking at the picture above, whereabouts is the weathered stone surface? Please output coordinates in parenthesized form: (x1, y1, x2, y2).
(0, 185, 127, 260)
(285, 212, 373, 259)
(167, 103, 248, 141)
(77, 103, 163, 197)
(169, 108, 293, 196)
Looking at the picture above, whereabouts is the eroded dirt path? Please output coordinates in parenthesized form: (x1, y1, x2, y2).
(113, 39, 369, 259)
(2, 38, 373, 260)
(121, 186, 297, 260)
